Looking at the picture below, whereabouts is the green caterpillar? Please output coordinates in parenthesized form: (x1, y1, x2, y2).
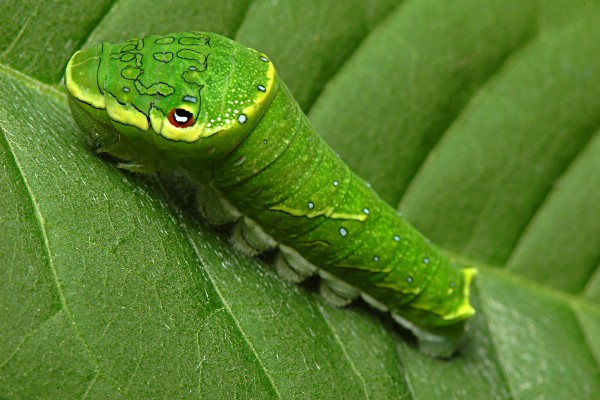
(65, 32, 475, 357)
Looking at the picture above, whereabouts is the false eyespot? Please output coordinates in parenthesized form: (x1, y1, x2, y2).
(167, 108, 195, 128)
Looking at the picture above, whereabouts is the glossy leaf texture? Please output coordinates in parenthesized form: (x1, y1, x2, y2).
(1, 0, 599, 399)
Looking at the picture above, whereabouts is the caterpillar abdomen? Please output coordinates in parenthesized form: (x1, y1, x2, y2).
(215, 83, 475, 356)
(65, 31, 475, 357)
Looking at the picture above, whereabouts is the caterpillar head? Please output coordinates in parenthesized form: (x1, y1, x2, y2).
(65, 32, 277, 169)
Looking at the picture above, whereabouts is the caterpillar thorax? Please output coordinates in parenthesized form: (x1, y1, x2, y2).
(66, 32, 277, 170)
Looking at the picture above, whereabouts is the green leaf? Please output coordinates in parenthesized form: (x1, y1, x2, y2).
(1, 0, 599, 398)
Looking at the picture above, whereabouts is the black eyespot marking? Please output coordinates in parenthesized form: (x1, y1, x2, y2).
(167, 108, 195, 128)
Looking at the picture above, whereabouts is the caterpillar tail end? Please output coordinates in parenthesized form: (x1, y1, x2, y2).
(391, 313, 468, 358)
(392, 267, 477, 358)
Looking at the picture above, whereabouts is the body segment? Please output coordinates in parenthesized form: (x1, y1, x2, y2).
(65, 32, 475, 357)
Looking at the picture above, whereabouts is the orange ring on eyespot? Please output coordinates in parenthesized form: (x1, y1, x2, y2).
(168, 108, 195, 128)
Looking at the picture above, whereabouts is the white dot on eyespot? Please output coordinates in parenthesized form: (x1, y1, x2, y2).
(363, 208, 370, 215)
(333, 181, 339, 187)
(423, 258, 430, 264)
(237, 114, 247, 124)
(308, 202, 314, 209)
(339, 227, 348, 237)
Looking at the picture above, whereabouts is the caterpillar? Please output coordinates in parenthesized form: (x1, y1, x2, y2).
(65, 32, 476, 357)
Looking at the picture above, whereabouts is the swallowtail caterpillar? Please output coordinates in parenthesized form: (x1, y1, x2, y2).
(65, 32, 476, 357)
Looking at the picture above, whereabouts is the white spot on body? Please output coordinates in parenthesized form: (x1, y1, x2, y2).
(393, 235, 400, 242)
(333, 181, 339, 187)
(308, 202, 314, 209)
(373, 256, 379, 262)
(423, 258, 430, 265)
(238, 114, 247, 124)
(363, 208, 370, 215)
(339, 227, 348, 237)
(407, 276, 413, 283)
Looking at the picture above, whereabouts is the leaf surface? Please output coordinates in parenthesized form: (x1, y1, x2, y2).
(1, 0, 599, 398)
